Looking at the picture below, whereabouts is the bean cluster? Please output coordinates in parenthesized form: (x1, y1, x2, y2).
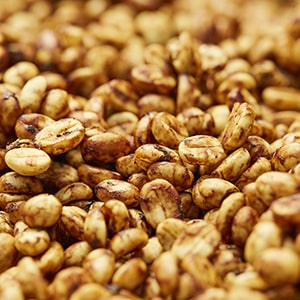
(1, 0, 300, 299)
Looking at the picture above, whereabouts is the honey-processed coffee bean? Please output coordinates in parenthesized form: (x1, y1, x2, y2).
(81, 132, 131, 164)
(178, 135, 226, 166)
(100, 200, 130, 234)
(18, 75, 48, 113)
(192, 178, 239, 210)
(15, 228, 51, 256)
(152, 251, 179, 297)
(255, 171, 300, 206)
(146, 161, 194, 192)
(95, 179, 140, 207)
(35, 241, 64, 275)
(254, 247, 300, 286)
(15, 256, 49, 299)
(55, 182, 93, 205)
(60, 206, 87, 241)
(3, 61, 39, 87)
(48, 267, 92, 300)
(219, 102, 256, 152)
(111, 257, 147, 291)
(63, 241, 92, 268)
(0, 233, 18, 273)
(171, 220, 221, 260)
(5, 148, 52, 176)
(0, 91, 23, 136)
(151, 112, 189, 149)
(134, 143, 181, 171)
(262, 86, 300, 111)
(140, 179, 182, 228)
(270, 193, 300, 225)
(83, 248, 115, 285)
(0, 172, 43, 194)
(21, 194, 62, 228)
(109, 228, 148, 259)
(14, 113, 55, 140)
(83, 208, 107, 248)
(40, 88, 70, 120)
(34, 118, 85, 156)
